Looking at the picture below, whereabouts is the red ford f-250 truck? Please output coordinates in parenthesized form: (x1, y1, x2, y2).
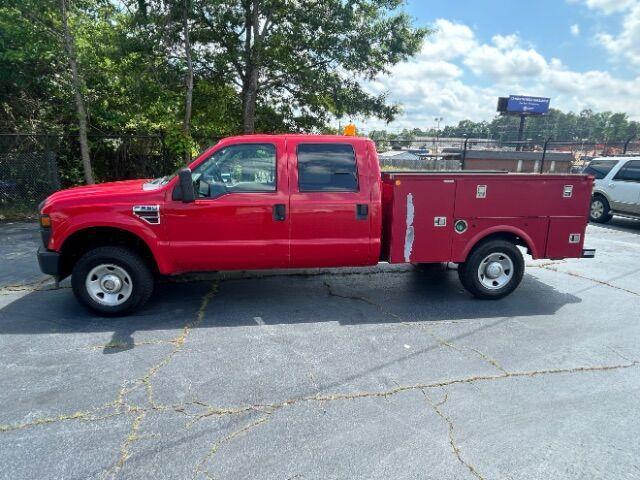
(37, 134, 595, 314)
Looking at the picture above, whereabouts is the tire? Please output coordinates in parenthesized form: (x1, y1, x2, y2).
(589, 195, 612, 223)
(457, 240, 524, 299)
(456, 262, 471, 291)
(71, 246, 154, 315)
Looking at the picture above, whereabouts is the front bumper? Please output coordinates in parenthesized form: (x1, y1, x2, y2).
(37, 247, 61, 277)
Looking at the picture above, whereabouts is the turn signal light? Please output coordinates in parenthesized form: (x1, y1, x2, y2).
(39, 214, 51, 228)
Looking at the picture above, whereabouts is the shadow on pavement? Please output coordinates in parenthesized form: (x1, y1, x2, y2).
(591, 216, 640, 234)
(0, 266, 581, 352)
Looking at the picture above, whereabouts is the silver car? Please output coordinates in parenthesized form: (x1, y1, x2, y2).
(585, 157, 640, 223)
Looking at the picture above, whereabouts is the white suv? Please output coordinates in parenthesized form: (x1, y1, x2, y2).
(585, 157, 640, 223)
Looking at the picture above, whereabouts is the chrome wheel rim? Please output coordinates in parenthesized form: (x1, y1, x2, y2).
(591, 200, 604, 219)
(86, 264, 132, 306)
(477, 252, 513, 290)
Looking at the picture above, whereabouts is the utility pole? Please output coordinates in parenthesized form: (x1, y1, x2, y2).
(516, 114, 526, 152)
(434, 117, 443, 155)
(623, 135, 636, 154)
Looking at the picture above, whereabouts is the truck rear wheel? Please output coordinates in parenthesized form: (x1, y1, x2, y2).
(458, 240, 524, 299)
(71, 246, 154, 315)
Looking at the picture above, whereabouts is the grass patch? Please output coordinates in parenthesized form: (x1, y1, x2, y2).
(0, 204, 38, 222)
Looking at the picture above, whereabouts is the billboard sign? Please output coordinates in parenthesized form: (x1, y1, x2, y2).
(506, 95, 550, 115)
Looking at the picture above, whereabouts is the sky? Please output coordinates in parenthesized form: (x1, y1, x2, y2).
(360, 0, 640, 132)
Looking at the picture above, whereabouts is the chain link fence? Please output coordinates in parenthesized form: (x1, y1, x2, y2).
(2, 132, 639, 216)
(372, 135, 640, 172)
(0, 135, 61, 214)
(0, 133, 184, 217)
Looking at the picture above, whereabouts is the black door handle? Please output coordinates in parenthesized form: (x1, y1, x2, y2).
(273, 204, 286, 221)
(356, 204, 368, 220)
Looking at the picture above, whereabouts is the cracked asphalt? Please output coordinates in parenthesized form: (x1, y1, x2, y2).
(1, 219, 640, 479)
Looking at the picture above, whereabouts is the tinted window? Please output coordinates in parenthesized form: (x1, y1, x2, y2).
(297, 144, 358, 192)
(193, 143, 276, 196)
(583, 160, 618, 179)
(614, 160, 640, 182)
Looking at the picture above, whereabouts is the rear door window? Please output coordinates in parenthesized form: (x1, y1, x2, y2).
(297, 143, 358, 192)
(613, 160, 640, 182)
(583, 160, 618, 179)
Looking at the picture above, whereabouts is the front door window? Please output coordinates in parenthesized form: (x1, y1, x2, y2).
(193, 143, 276, 197)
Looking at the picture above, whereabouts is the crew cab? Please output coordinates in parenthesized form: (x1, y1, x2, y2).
(584, 157, 640, 223)
(38, 134, 595, 314)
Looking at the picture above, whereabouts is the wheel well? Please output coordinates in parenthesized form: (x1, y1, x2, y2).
(592, 192, 608, 202)
(466, 232, 531, 259)
(59, 227, 158, 278)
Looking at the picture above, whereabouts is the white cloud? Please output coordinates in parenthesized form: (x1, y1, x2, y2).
(568, 0, 636, 14)
(596, 3, 640, 65)
(543, 68, 640, 113)
(570, 0, 640, 65)
(390, 59, 462, 80)
(570, 24, 580, 36)
(464, 44, 548, 79)
(361, 18, 640, 130)
(420, 19, 477, 60)
(492, 34, 520, 50)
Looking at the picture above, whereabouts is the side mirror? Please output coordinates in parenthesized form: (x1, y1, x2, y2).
(177, 168, 195, 203)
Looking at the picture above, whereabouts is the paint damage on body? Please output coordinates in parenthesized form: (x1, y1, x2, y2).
(404, 193, 414, 262)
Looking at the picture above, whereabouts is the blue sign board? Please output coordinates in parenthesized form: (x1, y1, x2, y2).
(506, 95, 550, 115)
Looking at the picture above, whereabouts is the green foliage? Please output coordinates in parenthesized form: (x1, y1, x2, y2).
(163, 127, 197, 163)
(196, 0, 428, 130)
(0, 1, 66, 131)
(1, 0, 426, 139)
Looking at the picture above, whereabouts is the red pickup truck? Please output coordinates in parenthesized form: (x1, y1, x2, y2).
(37, 134, 595, 314)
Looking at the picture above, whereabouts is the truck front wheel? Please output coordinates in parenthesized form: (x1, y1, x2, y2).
(458, 240, 524, 299)
(71, 246, 154, 315)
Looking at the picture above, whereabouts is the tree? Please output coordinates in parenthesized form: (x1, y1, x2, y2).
(58, 0, 94, 184)
(197, 0, 428, 133)
(0, 3, 62, 132)
(371, 105, 640, 150)
(181, 0, 194, 163)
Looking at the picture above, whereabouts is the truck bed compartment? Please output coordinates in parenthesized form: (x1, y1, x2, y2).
(381, 173, 593, 264)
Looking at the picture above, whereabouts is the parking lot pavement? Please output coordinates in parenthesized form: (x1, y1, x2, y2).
(0, 222, 44, 290)
(1, 219, 639, 480)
